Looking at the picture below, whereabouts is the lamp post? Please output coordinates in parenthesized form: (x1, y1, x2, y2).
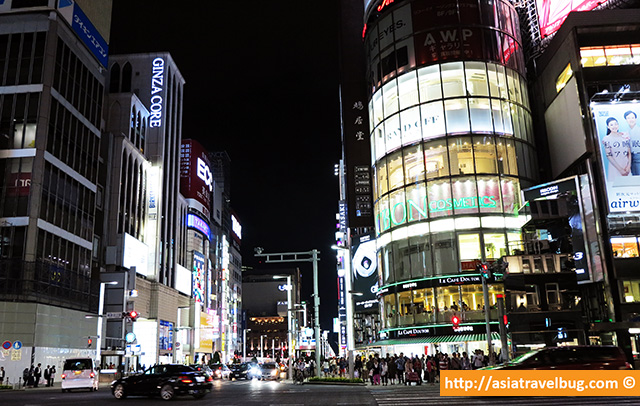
(243, 328, 251, 362)
(260, 335, 267, 360)
(332, 245, 356, 377)
(273, 274, 294, 379)
(97, 281, 118, 369)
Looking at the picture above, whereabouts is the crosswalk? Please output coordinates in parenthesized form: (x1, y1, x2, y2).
(369, 385, 640, 405)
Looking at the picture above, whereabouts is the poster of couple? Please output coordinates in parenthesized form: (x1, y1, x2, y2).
(592, 102, 640, 212)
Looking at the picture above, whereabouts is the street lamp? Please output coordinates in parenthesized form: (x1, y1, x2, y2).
(243, 328, 251, 362)
(260, 334, 267, 360)
(97, 281, 118, 368)
(273, 274, 294, 379)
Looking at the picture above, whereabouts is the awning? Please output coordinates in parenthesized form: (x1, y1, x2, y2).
(366, 333, 501, 347)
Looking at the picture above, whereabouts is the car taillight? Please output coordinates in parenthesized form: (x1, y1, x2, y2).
(179, 375, 193, 384)
(626, 362, 633, 369)
(206, 376, 213, 382)
(61, 374, 66, 380)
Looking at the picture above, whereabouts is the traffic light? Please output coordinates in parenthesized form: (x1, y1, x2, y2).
(477, 262, 492, 279)
(87, 337, 92, 348)
(451, 314, 460, 328)
(123, 310, 139, 321)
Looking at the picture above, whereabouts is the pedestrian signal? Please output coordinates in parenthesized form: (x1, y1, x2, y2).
(452, 315, 460, 328)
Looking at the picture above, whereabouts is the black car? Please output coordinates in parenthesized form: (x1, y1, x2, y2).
(110, 364, 213, 400)
(228, 363, 249, 380)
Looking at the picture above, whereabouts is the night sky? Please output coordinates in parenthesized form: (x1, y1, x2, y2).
(109, 1, 343, 330)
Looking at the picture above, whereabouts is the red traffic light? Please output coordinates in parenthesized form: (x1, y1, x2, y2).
(452, 315, 460, 327)
(87, 337, 93, 348)
(503, 315, 509, 326)
(129, 310, 138, 320)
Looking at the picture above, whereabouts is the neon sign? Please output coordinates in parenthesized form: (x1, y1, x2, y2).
(150, 58, 164, 128)
(197, 157, 213, 192)
(187, 213, 211, 240)
(377, 0, 394, 12)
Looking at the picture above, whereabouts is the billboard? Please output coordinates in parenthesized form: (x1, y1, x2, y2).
(193, 251, 206, 305)
(536, 0, 609, 38)
(180, 139, 212, 217)
(591, 102, 640, 213)
(352, 234, 379, 312)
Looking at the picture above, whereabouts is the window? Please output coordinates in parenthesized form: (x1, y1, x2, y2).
(382, 80, 399, 117)
(427, 180, 452, 218)
(383, 293, 398, 327)
(403, 144, 425, 184)
(458, 233, 481, 261)
(451, 177, 479, 215)
(611, 237, 639, 258)
(445, 99, 470, 133)
(622, 280, 640, 303)
(465, 61, 489, 96)
(555, 63, 573, 93)
(580, 47, 606, 67)
(400, 106, 422, 146)
(473, 136, 497, 173)
(546, 283, 560, 308)
(423, 139, 449, 179)
(398, 71, 419, 110)
(387, 150, 404, 191)
(484, 233, 506, 259)
(469, 98, 493, 132)
(420, 101, 446, 139)
(418, 65, 442, 102)
(448, 136, 474, 175)
(441, 62, 466, 98)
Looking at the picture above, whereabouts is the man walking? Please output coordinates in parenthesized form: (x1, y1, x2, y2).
(33, 363, 42, 388)
(0, 366, 5, 384)
(49, 365, 56, 387)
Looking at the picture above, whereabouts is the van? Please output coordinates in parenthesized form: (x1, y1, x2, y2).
(61, 358, 98, 392)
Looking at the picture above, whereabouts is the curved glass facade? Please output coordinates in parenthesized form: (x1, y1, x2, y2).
(365, 0, 536, 336)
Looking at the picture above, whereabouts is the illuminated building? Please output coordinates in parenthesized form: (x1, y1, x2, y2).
(0, 0, 112, 380)
(361, 0, 536, 356)
(519, 3, 640, 363)
(105, 52, 189, 368)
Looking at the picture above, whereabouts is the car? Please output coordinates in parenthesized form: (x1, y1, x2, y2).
(209, 363, 231, 379)
(247, 363, 262, 379)
(484, 345, 632, 370)
(110, 364, 212, 400)
(189, 364, 214, 379)
(228, 363, 250, 380)
(61, 358, 99, 392)
(260, 362, 281, 380)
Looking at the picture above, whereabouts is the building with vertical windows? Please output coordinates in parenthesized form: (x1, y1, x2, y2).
(0, 0, 111, 380)
(105, 53, 189, 368)
(518, 4, 640, 363)
(362, 0, 537, 356)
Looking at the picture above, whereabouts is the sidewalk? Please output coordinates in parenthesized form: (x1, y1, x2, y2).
(3, 380, 111, 391)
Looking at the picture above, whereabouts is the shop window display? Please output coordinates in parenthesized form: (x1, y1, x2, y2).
(611, 237, 640, 258)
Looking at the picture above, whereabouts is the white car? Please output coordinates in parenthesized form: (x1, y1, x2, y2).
(61, 358, 99, 392)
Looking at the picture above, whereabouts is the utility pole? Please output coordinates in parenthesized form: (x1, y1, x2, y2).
(255, 248, 322, 378)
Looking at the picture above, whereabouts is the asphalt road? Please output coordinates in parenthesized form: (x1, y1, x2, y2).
(2, 379, 640, 405)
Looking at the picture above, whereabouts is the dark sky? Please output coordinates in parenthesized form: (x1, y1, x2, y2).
(109, 1, 343, 330)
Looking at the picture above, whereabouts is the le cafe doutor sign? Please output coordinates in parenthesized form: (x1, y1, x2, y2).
(377, 275, 486, 297)
(382, 323, 498, 340)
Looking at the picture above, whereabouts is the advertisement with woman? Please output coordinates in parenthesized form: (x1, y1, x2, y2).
(592, 102, 640, 213)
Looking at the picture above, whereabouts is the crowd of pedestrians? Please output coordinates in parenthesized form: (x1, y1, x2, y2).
(350, 349, 499, 385)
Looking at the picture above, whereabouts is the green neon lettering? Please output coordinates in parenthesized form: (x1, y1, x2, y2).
(408, 197, 428, 221)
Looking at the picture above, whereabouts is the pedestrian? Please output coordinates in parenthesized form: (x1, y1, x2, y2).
(472, 350, 485, 369)
(354, 355, 363, 379)
(322, 359, 330, 377)
(372, 357, 381, 385)
(461, 352, 471, 370)
(366, 355, 374, 384)
(22, 367, 29, 387)
(0, 366, 5, 384)
(413, 356, 423, 383)
(380, 358, 388, 386)
(395, 353, 405, 384)
(388, 355, 397, 385)
(426, 356, 436, 384)
(49, 365, 56, 387)
(450, 353, 461, 370)
(34, 363, 42, 388)
(44, 365, 50, 387)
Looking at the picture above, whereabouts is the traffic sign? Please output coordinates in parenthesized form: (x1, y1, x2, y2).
(1, 341, 11, 350)
(106, 312, 123, 319)
(12, 341, 22, 350)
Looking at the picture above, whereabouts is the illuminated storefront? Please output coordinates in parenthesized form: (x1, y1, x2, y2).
(364, 0, 535, 353)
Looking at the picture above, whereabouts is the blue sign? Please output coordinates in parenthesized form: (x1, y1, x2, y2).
(1, 341, 10, 350)
(12, 341, 22, 349)
(70, 4, 108, 67)
(125, 332, 136, 343)
(187, 213, 211, 240)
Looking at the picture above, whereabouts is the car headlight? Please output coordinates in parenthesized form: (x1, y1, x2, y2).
(271, 370, 277, 375)
(250, 367, 260, 374)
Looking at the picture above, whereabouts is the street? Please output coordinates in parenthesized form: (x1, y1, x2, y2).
(2, 379, 640, 405)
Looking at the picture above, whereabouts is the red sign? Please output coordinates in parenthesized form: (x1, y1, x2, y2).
(536, 0, 608, 38)
(180, 139, 212, 216)
(1, 340, 11, 350)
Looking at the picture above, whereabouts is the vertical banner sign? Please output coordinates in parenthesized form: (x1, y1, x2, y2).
(352, 233, 379, 312)
(339, 0, 374, 228)
(591, 102, 640, 213)
(193, 251, 206, 305)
